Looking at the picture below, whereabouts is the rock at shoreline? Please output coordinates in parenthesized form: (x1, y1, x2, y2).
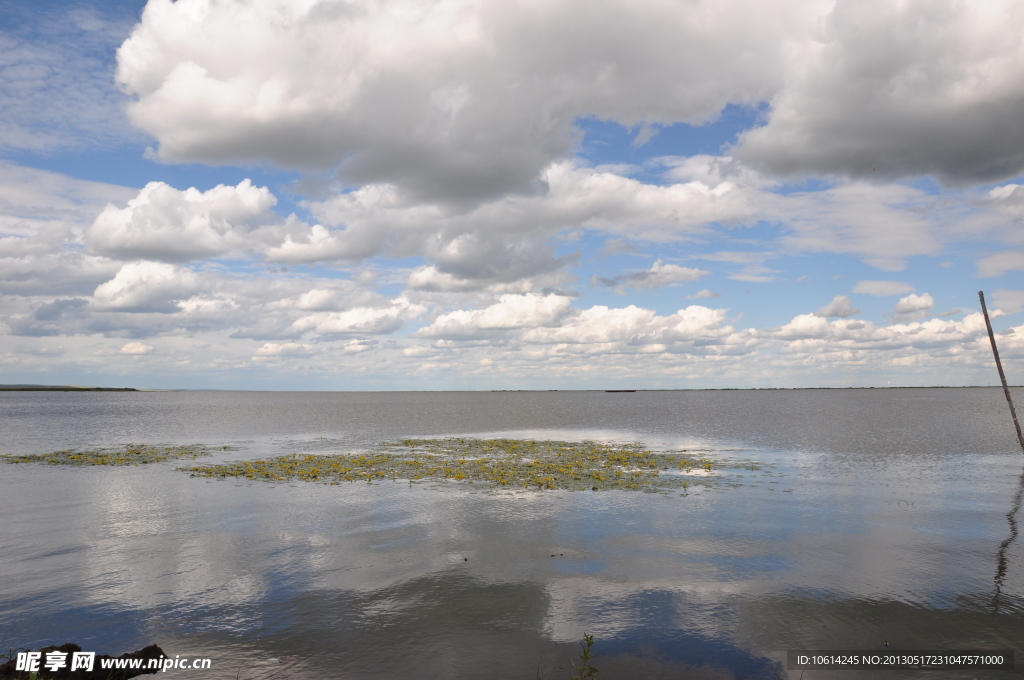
(0, 643, 166, 679)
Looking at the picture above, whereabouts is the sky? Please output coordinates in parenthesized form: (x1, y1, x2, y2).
(3, 0, 1024, 390)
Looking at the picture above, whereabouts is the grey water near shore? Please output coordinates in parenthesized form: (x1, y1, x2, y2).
(2, 388, 1023, 679)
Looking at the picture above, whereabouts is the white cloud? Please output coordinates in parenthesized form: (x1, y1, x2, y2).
(120, 341, 154, 354)
(769, 310, 986, 350)
(340, 338, 377, 354)
(408, 297, 998, 374)
(1, 259, 422, 342)
(852, 280, 914, 296)
(0, 162, 135, 234)
(889, 292, 935, 323)
(116, 0, 1024, 202)
(416, 294, 573, 340)
(408, 266, 482, 293)
(292, 157, 955, 289)
(815, 295, 860, 318)
(727, 270, 778, 283)
(768, 181, 940, 267)
(993, 289, 1024, 315)
(87, 180, 278, 262)
(0, 158, 962, 320)
(405, 264, 562, 294)
(304, 161, 757, 268)
(13, 2, 1024, 388)
(0, 252, 123, 298)
(116, 0, 825, 202)
(736, 0, 1024, 184)
(254, 342, 317, 357)
(59, 156, 973, 303)
(413, 297, 750, 355)
(0, 163, 136, 296)
(977, 251, 1024, 278)
(92, 261, 201, 313)
(423, 234, 570, 291)
(688, 289, 721, 300)
(292, 288, 351, 312)
(263, 223, 360, 264)
(522, 304, 739, 348)
(984, 183, 1024, 228)
(594, 259, 708, 291)
(4, 271, 1018, 387)
(59, 158, 975, 298)
(260, 158, 756, 291)
(522, 304, 664, 345)
(291, 297, 426, 336)
(656, 166, 950, 270)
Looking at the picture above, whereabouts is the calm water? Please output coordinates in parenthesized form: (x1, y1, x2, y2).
(2, 388, 1023, 679)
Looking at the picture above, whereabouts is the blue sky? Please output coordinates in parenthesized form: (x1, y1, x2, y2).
(3, 0, 1024, 390)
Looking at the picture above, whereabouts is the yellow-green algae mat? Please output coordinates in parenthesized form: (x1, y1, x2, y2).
(180, 438, 719, 492)
(1, 444, 219, 466)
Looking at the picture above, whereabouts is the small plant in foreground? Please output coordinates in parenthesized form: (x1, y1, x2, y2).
(570, 633, 598, 679)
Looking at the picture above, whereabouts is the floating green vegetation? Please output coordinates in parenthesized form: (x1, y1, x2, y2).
(179, 438, 719, 492)
(0, 444, 222, 466)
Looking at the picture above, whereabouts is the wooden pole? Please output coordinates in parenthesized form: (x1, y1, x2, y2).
(979, 291, 1024, 454)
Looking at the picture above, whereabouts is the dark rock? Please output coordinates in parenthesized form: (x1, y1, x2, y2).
(0, 643, 166, 679)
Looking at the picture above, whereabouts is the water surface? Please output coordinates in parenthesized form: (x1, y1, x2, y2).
(2, 388, 1022, 678)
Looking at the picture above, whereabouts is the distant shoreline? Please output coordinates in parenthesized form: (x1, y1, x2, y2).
(1, 385, 1020, 393)
(0, 385, 137, 392)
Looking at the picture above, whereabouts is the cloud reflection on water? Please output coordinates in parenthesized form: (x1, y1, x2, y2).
(2, 390, 1024, 678)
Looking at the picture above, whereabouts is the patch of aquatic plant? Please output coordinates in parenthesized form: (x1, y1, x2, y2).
(0, 444, 225, 466)
(179, 438, 719, 492)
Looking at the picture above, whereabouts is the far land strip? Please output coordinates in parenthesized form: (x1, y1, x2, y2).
(0, 384, 137, 391)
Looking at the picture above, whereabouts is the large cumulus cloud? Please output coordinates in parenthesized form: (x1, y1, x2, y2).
(87, 180, 278, 262)
(117, 0, 1024, 201)
(91, 261, 202, 313)
(115, 0, 821, 202)
(736, 0, 1024, 184)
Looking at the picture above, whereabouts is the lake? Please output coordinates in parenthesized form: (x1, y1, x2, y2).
(2, 388, 1022, 679)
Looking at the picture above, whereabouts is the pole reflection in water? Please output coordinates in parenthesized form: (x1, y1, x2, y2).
(993, 465, 1024, 613)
